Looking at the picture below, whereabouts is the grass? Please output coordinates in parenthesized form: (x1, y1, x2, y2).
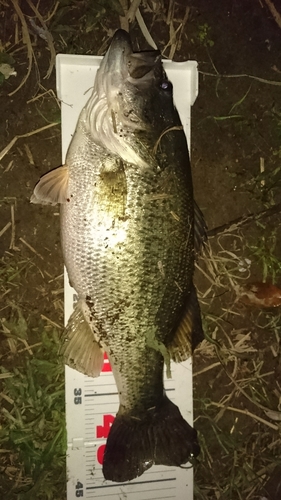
(193, 227, 281, 499)
(0, 256, 66, 500)
(0, 352, 66, 500)
(247, 229, 281, 283)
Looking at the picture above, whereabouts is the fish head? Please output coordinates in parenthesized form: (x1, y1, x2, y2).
(101, 29, 174, 128)
(85, 30, 178, 166)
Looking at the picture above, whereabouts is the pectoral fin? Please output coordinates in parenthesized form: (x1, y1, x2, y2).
(97, 159, 127, 218)
(30, 165, 69, 205)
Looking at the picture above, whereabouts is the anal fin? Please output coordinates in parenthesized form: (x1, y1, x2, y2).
(60, 300, 104, 377)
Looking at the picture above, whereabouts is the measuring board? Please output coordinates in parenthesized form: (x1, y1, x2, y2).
(56, 53, 198, 500)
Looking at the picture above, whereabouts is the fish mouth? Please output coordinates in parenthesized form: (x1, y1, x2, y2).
(102, 29, 161, 85)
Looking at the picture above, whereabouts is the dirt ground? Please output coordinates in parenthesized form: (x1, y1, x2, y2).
(1, 0, 281, 499)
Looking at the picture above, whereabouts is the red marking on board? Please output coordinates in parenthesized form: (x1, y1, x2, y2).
(96, 414, 115, 438)
(96, 414, 115, 465)
(97, 444, 106, 465)
(101, 352, 112, 372)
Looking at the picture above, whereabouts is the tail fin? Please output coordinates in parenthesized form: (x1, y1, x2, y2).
(102, 395, 200, 482)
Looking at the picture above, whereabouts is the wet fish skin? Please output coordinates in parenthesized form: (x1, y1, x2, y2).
(31, 29, 204, 482)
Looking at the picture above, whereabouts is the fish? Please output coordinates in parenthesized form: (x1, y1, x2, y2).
(31, 29, 205, 482)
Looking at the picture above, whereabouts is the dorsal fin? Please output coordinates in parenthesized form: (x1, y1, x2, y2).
(166, 284, 204, 362)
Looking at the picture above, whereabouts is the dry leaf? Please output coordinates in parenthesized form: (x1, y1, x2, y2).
(236, 282, 281, 308)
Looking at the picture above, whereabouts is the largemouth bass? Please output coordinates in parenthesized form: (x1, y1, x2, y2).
(31, 29, 205, 483)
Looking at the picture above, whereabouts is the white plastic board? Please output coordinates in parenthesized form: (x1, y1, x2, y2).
(56, 53, 198, 500)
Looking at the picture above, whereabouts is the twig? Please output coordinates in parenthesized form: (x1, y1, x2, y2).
(26, 0, 56, 79)
(215, 345, 278, 415)
(0, 373, 14, 379)
(40, 314, 63, 330)
(164, 3, 190, 58)
(127, 0, 141, 22)
(44, 1, 60, 23)
(207, 201, 281, 237)
(135, 9, 158, 49)
(26, 87, 60, 107)
(162, 22, 182, 59)
(0, 392, 14, 405)
(19, 237, 44, 260)
(153, 126, 183, 154)
(9, 0, 35, 96)
(23, 340, 33, 355)
(18, 341, 42, 353)
(119, 0, 158, 50)
(176, 7, 190, 52)
(209, 401, 279, 431)
(199, 70, 281, 86)
(24, 143, 35, 165)
(0, 222, 12, 238)
(0, 122, 59, 162)
(260, 157, 265, 187)
(119, 0, 129, 31)
(4, 160, 14, 173)
(9, 205, 17, 250)
(193, 361, 221, 377)
(263, 0, 281, 29)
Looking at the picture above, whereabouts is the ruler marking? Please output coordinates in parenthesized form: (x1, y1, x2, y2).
(85, 385, 116, 389)
(121, 489, 176, 495)
(85, 390, 174, 397)
(85, 388, 117, 391)
(84, 407, 118, 411)
(85, 494, 175, 500)
(85, 382, 117, 387)
(143, 496, 175, 500)
(85, 392, 118, 397)
(86, 477, 176, 490)
(83, 463, 180, 480)
(84, 401, 118, 405)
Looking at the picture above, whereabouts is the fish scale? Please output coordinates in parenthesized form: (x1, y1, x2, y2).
(64, 157, 191, 324)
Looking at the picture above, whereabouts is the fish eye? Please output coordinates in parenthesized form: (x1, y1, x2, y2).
(160, 80, 172, 91)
